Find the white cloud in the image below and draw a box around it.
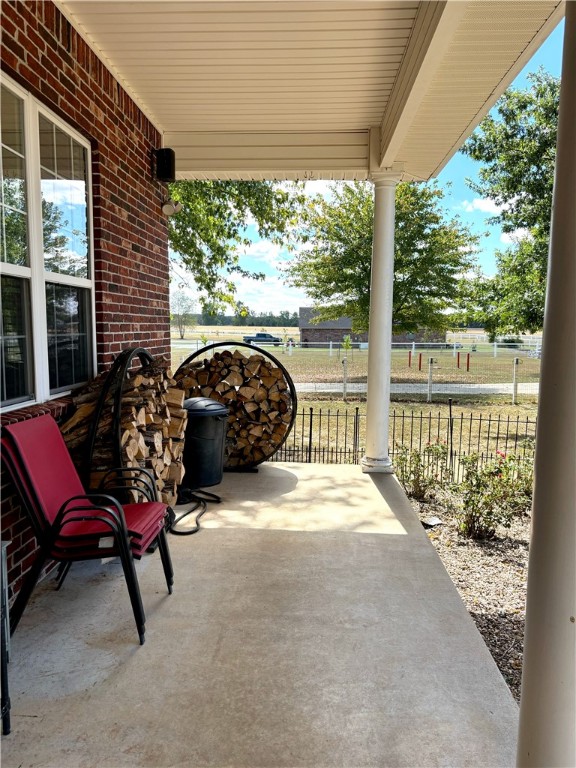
[500,228,531,244]
[303,180,339,198]
[241,239,285,270]
[276,179,341,199]
[169,252,309,314]
[231,272,309,314]
[461,198,502,214]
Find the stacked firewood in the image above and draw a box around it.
[174,348,294,468]
[60,358,187,506]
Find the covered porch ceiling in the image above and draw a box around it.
[55,0,564,182]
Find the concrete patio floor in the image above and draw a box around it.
[2,463,518,767]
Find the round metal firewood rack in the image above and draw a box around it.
[175,341,297,470]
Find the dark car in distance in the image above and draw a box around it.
[243,332,282,346]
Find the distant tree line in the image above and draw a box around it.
[193,310,299,327]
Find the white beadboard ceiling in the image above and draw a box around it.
[56,0,564,181]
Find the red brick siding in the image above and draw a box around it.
[299,329,445,345]
[1,1,172,604]
[300,328,369,345]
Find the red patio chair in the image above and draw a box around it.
[1,414,173,645]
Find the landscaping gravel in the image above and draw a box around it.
[416,503,530,702]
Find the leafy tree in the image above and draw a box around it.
[458,239,548,339]
[455,269,501,341]
[167,181,303,311]
[199,302,225,325]
[461,69,559,333]
[285,181,478,333]
[188,310,298,327]
[233,302,251,325]
[170,290,196,339]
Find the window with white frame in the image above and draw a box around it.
[1,77,94,408]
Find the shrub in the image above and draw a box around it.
[458,451,533,539]
[394,441,451,501]
[501,336,522,348]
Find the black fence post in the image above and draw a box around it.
[448,398,454,474]
[308,407,313,463]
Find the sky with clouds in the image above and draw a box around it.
[171,20,564,315]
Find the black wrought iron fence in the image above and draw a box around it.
[272,406,363,464]
[389,409,537,482]
[271,407,537,482]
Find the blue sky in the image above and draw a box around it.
[172,20,564,315]
[436,19,564,278]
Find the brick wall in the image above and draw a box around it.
[1,1,172,604]
[299,328,446,346]
[300,328,369,345]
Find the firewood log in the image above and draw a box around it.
[60,402,96,433]
[165,387,185,408]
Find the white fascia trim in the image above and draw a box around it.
[379,1,467,169]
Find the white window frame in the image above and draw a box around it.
[1,73,96,410]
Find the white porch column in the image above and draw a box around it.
[362,172,400,473]
[517,5,576,767]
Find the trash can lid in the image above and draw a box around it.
[183,397,229,417]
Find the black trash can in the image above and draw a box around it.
[181,397,228,490]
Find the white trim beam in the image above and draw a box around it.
[164,131,370,180]
[378,0,466,169]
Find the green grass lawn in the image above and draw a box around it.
[171,338,540,388]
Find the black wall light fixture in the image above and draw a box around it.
[152,147,176,182]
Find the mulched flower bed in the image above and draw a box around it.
[415,501,530,702]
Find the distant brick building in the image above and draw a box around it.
[298,308,368,346]
[298,308,445,346]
